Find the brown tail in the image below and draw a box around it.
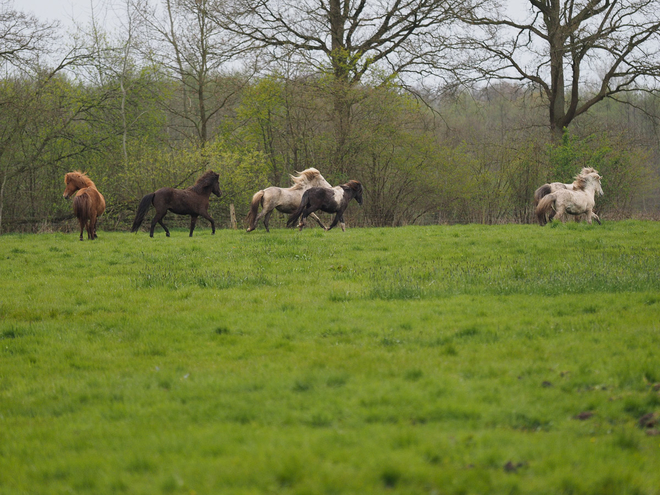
[245,190,264,231]
[535,194,555,226]
[533,184,552,206]
[73,192,95,238]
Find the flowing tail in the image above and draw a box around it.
[533,184,552,207]
[245,190,264,231]
[131,193,155,232]
[73,192,94,234]
[535,194,555,226]
[287,190,309,228]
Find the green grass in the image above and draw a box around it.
[1,221,660,494]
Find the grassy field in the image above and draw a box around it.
[1,220,660,494]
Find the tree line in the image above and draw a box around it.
[1,0,659,233]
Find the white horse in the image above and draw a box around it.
[246,168,333,232]
[536,171,603,226]
[534,167,599,223]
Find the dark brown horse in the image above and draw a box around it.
[287,180,363,232]
[131,170,221,237]
[63,171,106,241]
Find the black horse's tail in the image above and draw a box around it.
[287,190,309,228]
[131,193,155,232]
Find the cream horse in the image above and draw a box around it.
[534,167,600,223]
[536,171,603,226]
[246,168,333,232]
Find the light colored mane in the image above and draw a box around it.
[65,171,95,189]
[290,168,330,190]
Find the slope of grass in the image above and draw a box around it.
[1,221,659,494]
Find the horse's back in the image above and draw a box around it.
[154,187,208,215]
[76,187,105,215]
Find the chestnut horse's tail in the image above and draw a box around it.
[131,193,155,232]
[245,189,264,231]
[535,193,555,226]
[286,190,309,228]
[73,192,94,231]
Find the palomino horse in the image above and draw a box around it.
[246,168,333,232]
[131,170,221,237]
[534,167,599,223]
[63,171,106,241]
[536,171,603,226]
[287,180,363,232]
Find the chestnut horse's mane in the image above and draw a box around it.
[65,171,96,189]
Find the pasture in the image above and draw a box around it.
[1,221,660,494]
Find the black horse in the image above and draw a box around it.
[287,180,363,232]
[131,170,221,237]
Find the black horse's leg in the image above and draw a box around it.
[327,210,343,231]
[150,210,169,237]
[79,219,85,241]
[199,211,215,234]
[338,214,346,232]
[189,215,198,237]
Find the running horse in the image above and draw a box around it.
[287,180,363,232]
[535,171,603,226]
[131,170,221,237]
[63,171,106,241]
[246,168,334,232]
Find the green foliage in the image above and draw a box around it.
[2,222,660,494]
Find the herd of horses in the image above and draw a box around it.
[62,166,601,240]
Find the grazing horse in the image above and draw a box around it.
[131,170,221,237]
[63,171,106,241]
[536,171,603,226]
[287,180,363,232]
[246,168,333,232]
[534,167,599,223]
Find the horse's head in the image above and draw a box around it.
[593,173,604,196]
[63,172,88,199]
[345,180,363,205]
[212,174,221,197]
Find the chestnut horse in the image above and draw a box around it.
[131,170,221,237]
[287,180,363,232]
[63,171,106,241]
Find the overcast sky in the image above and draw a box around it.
[17,0,101,26]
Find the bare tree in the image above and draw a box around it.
[212,0,459,172]
[458,0,660,141]
[135,0,248,147]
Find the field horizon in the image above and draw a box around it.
[1,221,660,494]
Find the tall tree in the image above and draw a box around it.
[135,0,247,147]
[212,0,459,172]
[458,0,660,140]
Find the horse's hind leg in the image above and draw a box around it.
[263,210,273,233]
[88,213,97,240]
[150,210,169,237]
[189,215,198,237]
[78,218,85,241]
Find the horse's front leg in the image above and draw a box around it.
[327,211,343,231]
[298,210,310,231]
[309,212,328,230]
[189,215,198,236]
[199,211,216,234]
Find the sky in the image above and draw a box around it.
[17,0,101,26]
